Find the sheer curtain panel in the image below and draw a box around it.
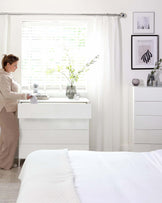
[87,16,122,151]
[0,15,9,61]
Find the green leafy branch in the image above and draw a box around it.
[46,55,99,86]
[151,58,162,75]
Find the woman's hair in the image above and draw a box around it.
[2,54,19,69]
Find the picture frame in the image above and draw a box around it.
[131,35,159,70]
[133,12,155,34]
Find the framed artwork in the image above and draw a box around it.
[133,12,155,34]
[131,35,159,70]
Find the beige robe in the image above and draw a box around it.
[0,108,19,169]
[0,68,27,169]
[0,68,26,112]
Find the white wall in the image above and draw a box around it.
[1,0,162,150]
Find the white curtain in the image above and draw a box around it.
[0,15,10,138]
[87,16,122,151]
[0,15,9,57]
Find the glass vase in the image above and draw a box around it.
[66,85,77,99]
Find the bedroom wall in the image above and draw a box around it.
[1,0,162,150]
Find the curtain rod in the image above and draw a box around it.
[0,12,126,18]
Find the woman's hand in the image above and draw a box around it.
[27,94,33,100]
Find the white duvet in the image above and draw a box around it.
[17,150,162,203]
[16,149,80,203]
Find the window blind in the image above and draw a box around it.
[21,20,91,91]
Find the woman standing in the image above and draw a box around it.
[0,54,31,169]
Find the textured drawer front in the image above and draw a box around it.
[19,129,89,144]
[134,87,162,101]
[19,144,89,158]
[135,116,162,129]
[135,102,162,115]
[19,119,89,130]
[134,130,162,144]
[18,103,91,119]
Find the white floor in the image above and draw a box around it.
[0,167,21,203]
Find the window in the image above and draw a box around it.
[21,19,94,93]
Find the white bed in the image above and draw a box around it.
[16,149,162,203]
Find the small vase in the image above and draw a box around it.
[156,68,162,86]
[66,85,76,99]
[147,73,155,86]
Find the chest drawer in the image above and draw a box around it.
[134,130,162,144]
[135,102,162,115]
[135,116,162,129]
[19,129,89,144]
[18,103,91,119]
[134,87,162,101]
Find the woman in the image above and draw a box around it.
[0,54,31,169]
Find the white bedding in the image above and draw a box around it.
[16,149,80,203]
[17,150,162,203]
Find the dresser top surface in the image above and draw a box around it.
[132,86,162,89]
[19,97,90,104]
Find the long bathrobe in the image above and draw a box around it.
[0,68,27,169]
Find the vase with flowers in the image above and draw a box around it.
[47,55,99,99]
[147,59,162,86]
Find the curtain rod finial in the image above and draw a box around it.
[120,13,126,18]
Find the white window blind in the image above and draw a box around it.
[21,20,92,91]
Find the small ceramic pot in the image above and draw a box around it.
[132,79,140,86]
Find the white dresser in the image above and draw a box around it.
[132,87,162,151]
[18,98,91,163]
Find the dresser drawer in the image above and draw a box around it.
[134,130,162,144]
[18,103,91,119]
[135,102,162,115]
[19,119,89,130]
[135,116,162,129]
[134,87,162,101]
[19,129,89,144]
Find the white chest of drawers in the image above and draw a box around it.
[18,98,91,162]
[132,87,162,151]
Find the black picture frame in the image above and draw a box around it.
[131,35,159,70]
